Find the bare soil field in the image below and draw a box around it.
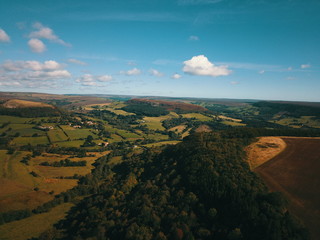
[255,137,320,240]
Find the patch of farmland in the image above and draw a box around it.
[0,123,45,137]
[168,125,187,133]
[255,137,320,240]
[47,128,68,142]
[141,132,169,141]
[54,140,84,148]
[245,137,286,169]
[182,128,192,138]
[181,113,213,121]
[105,108,135,116]
[143,140,181,147]
[0,203,73,240]
[271,116,320,128]
[142,114,177,130]
[60,125,98,140]
[0,151,52,211]
[0,115,32,124]
[108,134,123,143]
[220,120,246,126]
[11,136,49,146]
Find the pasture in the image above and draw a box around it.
[47,128,68,142]
[11,136,49,146]
[0,203,73,240]
[272,116,320,128]
[142,113,178,130]
[143,140,181,148]
[60,125,99,140]
[181,113,213,121]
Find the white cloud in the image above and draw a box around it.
[149,69,164,77]
[301,64,311,69]
[183,55,232,77]
[97,75,113,82]
[120,67,141,76]
[287,67,293,71]
[189,35,199,41]
[230,81,239,85]
[76,74,113,86]
[29,22,71,47]
[2,60,62,71]
[0,29,10,42]
[68,58,87,65]
[28,38,46,53]
[259,70,265,74]
[171,73,182,79]
[0,60,71,88]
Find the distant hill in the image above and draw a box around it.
[2,99,55,109]
[129,98,209,112]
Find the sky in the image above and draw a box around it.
[0,0,320,101]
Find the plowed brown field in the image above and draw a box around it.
[255,137,320,240]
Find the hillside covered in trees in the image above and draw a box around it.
[53,131,308,240]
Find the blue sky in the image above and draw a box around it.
[0,0,319,101]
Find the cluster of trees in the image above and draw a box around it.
[0,106,61,117]
[162,117,194,129]
[81,135,96,147]
[122,102,169,117]
[253,101,320,119]
[40,159,87,167]
[53,130,308,240]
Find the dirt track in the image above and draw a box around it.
[255,137,320,240]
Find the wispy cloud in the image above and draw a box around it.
[120,68,141,76]
[189,35,200,41]
[149,69,164,77]
[29,22,71,47]
[68,58,87,65]
[230,81,239,85]
[0,29,10,42]
[301,64,311,69]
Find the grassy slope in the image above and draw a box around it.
[0,203,73,240]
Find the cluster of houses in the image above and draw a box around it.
[69,121,96,129]
[36,125,54,130]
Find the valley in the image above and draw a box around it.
[0,92,319,239]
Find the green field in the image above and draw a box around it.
[105,108,135,116]
[271,116,320,128]
[181,113,214,121]
[0,203,73,240]
[11,136,49,146]
[0,116,32,124]
[142,114,177,130]
[0,150,52,212]
[0,150,99,213]
[60,125,99,140]
[143,140,181,147]
[47,128,68,142]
